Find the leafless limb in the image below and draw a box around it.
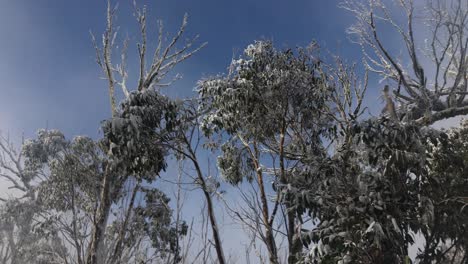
[91,0,206,113]
[341,0,468,125]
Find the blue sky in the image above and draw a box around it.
[0,0,367,138]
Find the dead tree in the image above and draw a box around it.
[341,0,468,125]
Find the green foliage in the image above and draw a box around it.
[298,117,468,263]
[198,41,331,186]
[100,89,177,181]
[0,88,187,263]
[217,141,255,185]
[198,41,330,140]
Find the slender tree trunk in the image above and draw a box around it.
[253,142,279,264]
[108,182,139,264]
[287,211,302,264]
[186,140,227,264]
[200,180,226,264]
[70,178,84,264]
[173,161,183,264]
[86,173,113,264]
[279,128,301,264]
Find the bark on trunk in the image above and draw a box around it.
[278,125,301,264]
[253,143,279,264]
[190,151,226,264]
[201,184,226,264]
[188,144,227,264]
[86,173,112,264]
[108,182,139,264]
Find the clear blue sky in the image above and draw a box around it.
[0,0,368,138]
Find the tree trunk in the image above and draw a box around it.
[278,124,301,264]
[287,210,302,264]
[253,143,279,264]
[184,134,227,264]
[86,173,112,264]
[202,184,226,264]
[108,182,139,264]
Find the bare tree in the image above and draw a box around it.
[0,134,33,198]
[341,0,468,125]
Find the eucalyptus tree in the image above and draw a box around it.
[302,116,468,263]
[0,94,187,264]
[293,62,429,263]
[198,41,333,264]
[292,58,468,264]
[0,0,204,263]
[421,120,468,263]
[301,0,468,262]
[293,53,467,263]
[20,125,186,264]
[303,119,431,263]
[85,0,204,262]
[92,1,227,262]
[0,132,70,264]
